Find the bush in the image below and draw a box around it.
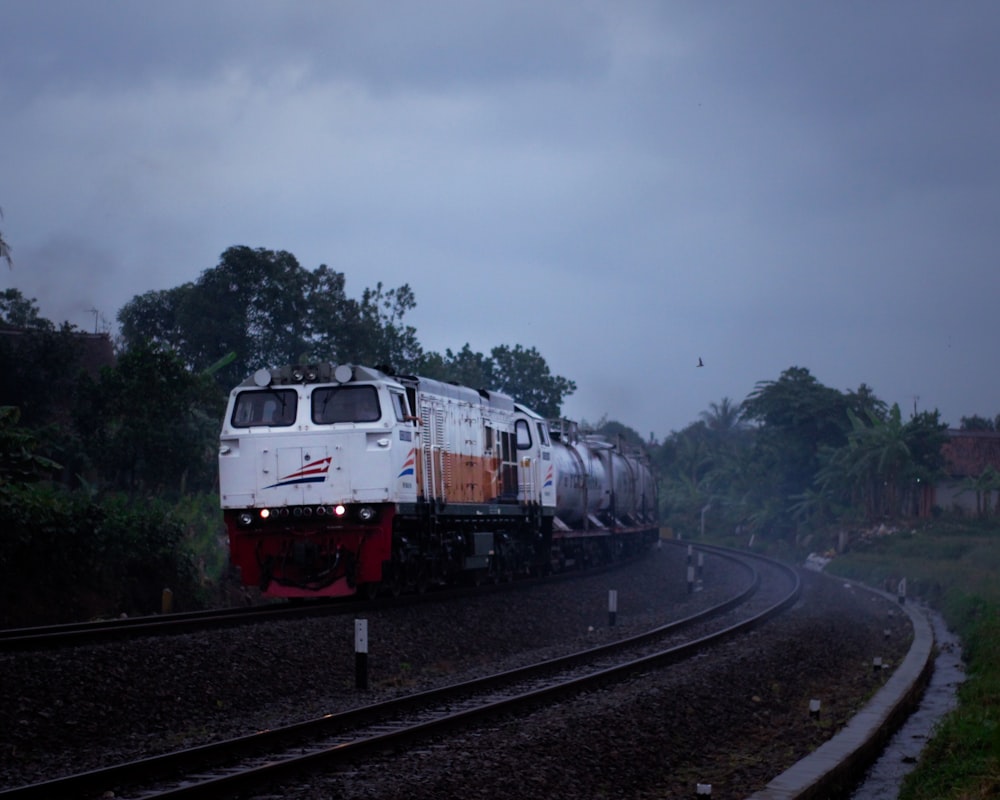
[0,483,203,625]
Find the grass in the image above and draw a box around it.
[824,517,1000,799]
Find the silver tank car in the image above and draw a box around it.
[549,421,656,531]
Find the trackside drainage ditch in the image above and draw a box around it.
[849,609,965,799]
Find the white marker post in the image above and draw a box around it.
[897,577,907,605]
[608,589,618,627]
[355,619,369,691]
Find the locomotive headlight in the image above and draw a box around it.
[237,512,253,526]
[358,505,376,522]
[259,508,271,520]
[334,504,347,517]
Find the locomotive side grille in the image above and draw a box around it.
[420,403,448,502]
[420,403,434,499]
[441,408,452,499]
[435,408,448,502]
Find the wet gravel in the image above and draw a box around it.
[0,546,912,799]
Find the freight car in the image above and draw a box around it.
[219,362,658,598]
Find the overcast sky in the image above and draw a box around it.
[3,2,999,439]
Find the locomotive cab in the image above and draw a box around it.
[219,364,419,597]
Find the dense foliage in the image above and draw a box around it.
[0,408,204,625]
[655,367,950,542]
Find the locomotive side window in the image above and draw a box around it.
[312,385,382,424]
[536,422,550,447]
[390,391,408,422]
[516,419,532,449]
[231,389,298,427]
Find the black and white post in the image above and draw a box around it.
[608,589,618,627]
[355,618,369,691]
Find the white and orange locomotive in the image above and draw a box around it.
[219,363,658,598]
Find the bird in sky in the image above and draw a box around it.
[697,357,704,367]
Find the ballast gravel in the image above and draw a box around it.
[0,545,912,799]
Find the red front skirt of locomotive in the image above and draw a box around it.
[225,504,394,598]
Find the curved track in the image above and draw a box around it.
[0,545,800,800]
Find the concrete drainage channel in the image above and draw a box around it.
[849,612,965,800]
[746,579,939,800]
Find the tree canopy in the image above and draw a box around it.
[117,245,576,418]
[658,368,951,540]
[1,288,51,329]
[118,246,423,389]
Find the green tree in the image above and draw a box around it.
[0,288,51,329]
[959,465,1000,518]
[418,343,496,388]
[902,409,948,515]
[0,406,61,484]
[592,418,648,450]
[118,246,423,385]
[0,320,88,427]
[960,414,995,432]
[306,264,354,362]
[700,397,745,432]
[740,367,853,529]
[74,344,223,494]
[119,246,315,385]
[490,344,576,418]
[844,382,888,422]
[848,404,913,519]
[340,281,422,371]
[116,287,184,350]
[654,421,716,534]
[816,405,946,521]
[417,342,574,419]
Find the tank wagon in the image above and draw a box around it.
[219,362,658,598]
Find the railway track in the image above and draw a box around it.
[0,600,367,651]
[0,545,800,800]
[0,554,648,652]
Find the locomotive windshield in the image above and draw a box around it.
[312,385,381,424]
[231,389,297,428]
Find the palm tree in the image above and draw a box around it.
[699,397,744,432]
[826,404,914,520]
